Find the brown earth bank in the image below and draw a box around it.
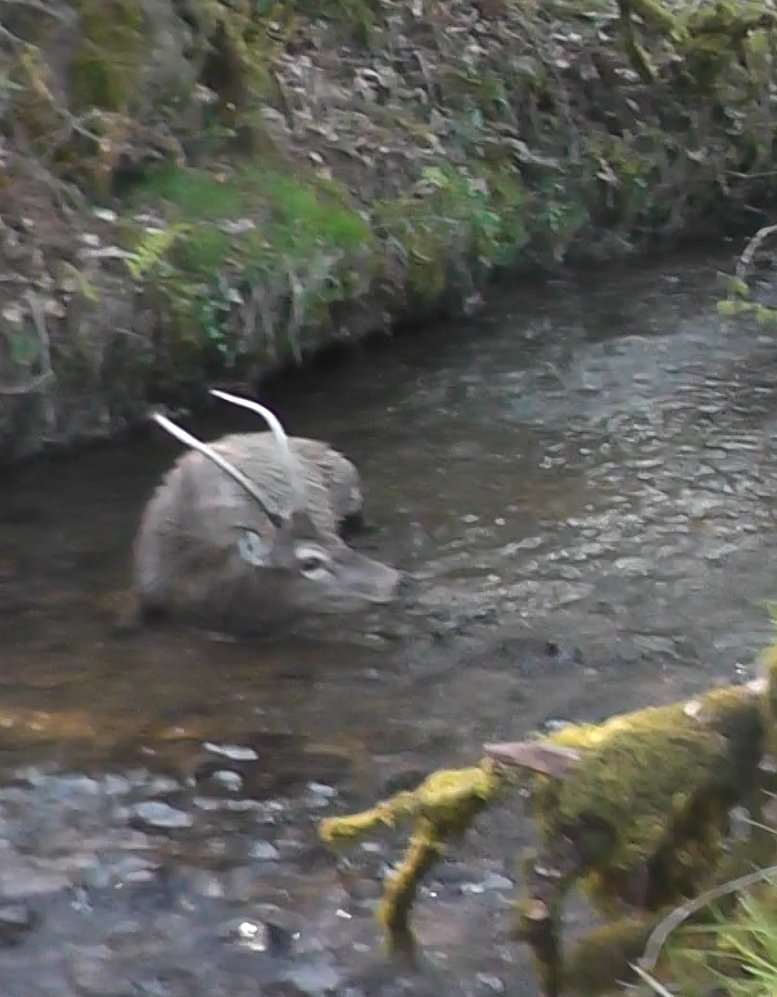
[1,0,776,461]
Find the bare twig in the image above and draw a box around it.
[630,965,675,997]
[23,290,57,431]
[0,371,52,395]
[286,263,304,364]
[0,293,57,401]
[735,223,777,284]
[24,291,53,375]
[0,0,73,22]
[639,864,777,972]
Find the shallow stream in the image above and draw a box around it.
[1,245,776,996]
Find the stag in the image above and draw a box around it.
[130,390,401,634]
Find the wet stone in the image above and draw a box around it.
[381,768,427,796]
[541,717,574,734]
[477,975,506,993]
[0,867,70,898]
[203,741,259,762]
[128,802,193,832]
[249,839,280,861]
[221,914,297,958]
[0,902,37,942]
[210,769,243,792]
[69,945,134,996]
[458,872,513,895]
[261,984,317,997]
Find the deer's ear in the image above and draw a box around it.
[236,527,274,566]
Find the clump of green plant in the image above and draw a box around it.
[654,876,777,997]
[374,164,529,303]
[267,0,385,44]
[121,161,374,370]
[69,0,145,111]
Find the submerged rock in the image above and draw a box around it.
[0,903,37,943]
[128,802,193,832]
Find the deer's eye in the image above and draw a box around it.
[237,528,267,566]
[296,546,331,579]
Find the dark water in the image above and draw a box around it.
[1,246,777,996]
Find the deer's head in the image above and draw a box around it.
[151,391,401,622]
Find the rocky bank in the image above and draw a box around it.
[1,0,776,460]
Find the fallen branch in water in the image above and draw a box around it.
[735,223,777,285]
[319,651,777,996]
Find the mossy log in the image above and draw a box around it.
[320,650,777,996]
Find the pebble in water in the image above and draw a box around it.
[0,903,37,942]
[69,945,133,997]
[128,802,193,832]
[250,840,280,861]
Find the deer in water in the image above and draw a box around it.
[129,389,401,634]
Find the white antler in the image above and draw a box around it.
[151,412,284,526]
[209,389,306,511]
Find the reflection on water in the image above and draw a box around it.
[2,246,777,995]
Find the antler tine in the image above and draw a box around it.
[151,412,284,528]
[209,389,305,510]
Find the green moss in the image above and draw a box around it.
[583,134,655,227]
[121,160,375,373]
[124,162,371,273]
[528,177,590,255]
[321,763,505,953]
[374,163,529,303]
[69,0,144,111]
[535,687,766,910]
[275,0,384,45]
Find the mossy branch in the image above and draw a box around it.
[320,763,507,950]
[320,659,777,994]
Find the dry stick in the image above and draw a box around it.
[735,223,777,284]
[0,293,56,398]
[286,264,304,365]
[0,372,52,396]
[637,863,777,973]
[25,291,57,432]
[630,964,675,997]
[1,0,72,19]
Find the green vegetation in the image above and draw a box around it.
[4,0,777,452]
[120,161,374,369]
[655,882,777,997]
[69,0,145,111]
[372,164,531,303]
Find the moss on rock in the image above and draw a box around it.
[69,0,145,112]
